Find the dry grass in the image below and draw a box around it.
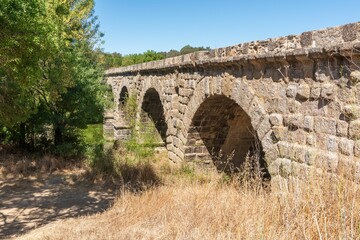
[17,153,360,240]
[0,147,80,179]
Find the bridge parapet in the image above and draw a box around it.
[106,22,360,76]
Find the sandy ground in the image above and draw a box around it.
[0,171,117,239]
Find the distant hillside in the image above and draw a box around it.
[99,45,210,69]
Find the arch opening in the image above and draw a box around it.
[141,88,167,144]
[119,86,129,109]
[185,95,269,178]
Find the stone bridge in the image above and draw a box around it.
[104,22,360,179]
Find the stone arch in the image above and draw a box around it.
[138,78,167,116]
[182,77,272,175]
[140,88,168,144]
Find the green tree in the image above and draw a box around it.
[0,0,106,151]
[122,50,165,66]
[0,0,50,126]
[180,45,210,55]
[98,52,123,69]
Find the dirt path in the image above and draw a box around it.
[0,171,117,239]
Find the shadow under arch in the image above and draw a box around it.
[119,86,129,108]
[141,88,168,144]
[185,94,270,178]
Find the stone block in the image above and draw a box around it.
[338,138,354,156]
[350,70,360,84]
[248,99,267,127]
[286,84,297,98]
[337,120,349,137]
[321,83,335,99]
[277,141,290,158]
[174,147,184,159]
[316,152,338,172]
[315,72,329,82]
[233,79,254,110]
[171,101,180,109]
[310,84,321,99]
[268,158,292,177]
[264,144,279,165]
[303,116,314,132]
[179,88,193,97]
[287,129,307,144]
[300,31,312,47]
[291,144,307,163]
[296,83,310,100]
[314,117,337,135]
[257,116,272,140]
[343,104,360,120]
[284,114,304,129]
[265,98,287,114]
[304,148,318,166]
[327,135,338,152]
[306,134,316,146]
[169,151,178,162]
[179,96,190,105]
[269,113,283,126]
[349,120,360,140]
[179,104,186,114]
[272,127,288,141]
[287,98,301,113]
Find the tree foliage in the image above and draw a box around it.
[0,0,106,152]
[100,45,210,69]
[0,0,49,125]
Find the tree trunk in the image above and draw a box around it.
[54,125,63,146]
[19,123,26,147]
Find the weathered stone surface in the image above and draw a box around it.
[306,134,316,146]
[284,114,304,129]
[105,22,360,179]
[314,117,337,135]
[272,126,288,141]
[321,84,335,99]
[296,84,310,100]
[342,23,357,42]
[338,138,354,156]
[287,99,301,113]
[315,72,329,82]
[349,120,360,140]
[269,158,292,177]
[303,116,314,132]
[304,148,318,166]
[286,84,297,98]
[316,152,338,172]
[327,135,338,152]
[269,113,283,126]
[310,84,321,99]
[343,104,360,120]
[337,120,349,137]
[354,140,360,157]
[300,31,312,47]
[350,70,360,84]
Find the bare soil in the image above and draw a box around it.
[0,170,117,239]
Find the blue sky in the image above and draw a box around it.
[94,0,360,55]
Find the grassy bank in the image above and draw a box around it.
[18,152,360,240]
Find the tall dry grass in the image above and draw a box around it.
[18,154,360,240]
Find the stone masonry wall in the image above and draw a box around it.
[105,22,360,179]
